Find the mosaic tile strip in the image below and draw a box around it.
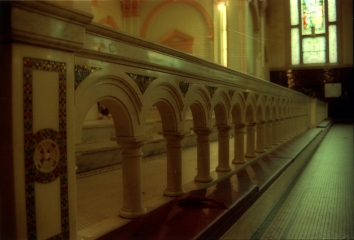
[23,57,69,239]
[126,72,157,94]
[229,90,235,99]
[205,85,218,98]
[176,81,193,96]
[75,65,101,89]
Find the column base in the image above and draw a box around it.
[164,189,185,197]
[245,154,257,158]
[272,143,279,146]
[255,149,266,153]
[216,166,231,172]
[264,146,273,149]
[232,158,246,164]
[119,207,146,219]
[194,176,213,182]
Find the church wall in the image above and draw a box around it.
[341,0,353,65]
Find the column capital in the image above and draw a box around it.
[111,135,152,144]
[246,122,257,127]
[234,122,246,128]
[214,124,232,131]
[191,127,213,135]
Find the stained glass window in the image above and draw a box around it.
[290,0,299,25]
[291,28,300,64]
[329,25,337,63]
[328,0,337,22]
[290,0,337,64]
[302,37,326,63]
[301,0,325,35]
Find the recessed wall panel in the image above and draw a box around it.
[32,70,59,133]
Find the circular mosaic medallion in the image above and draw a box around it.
[34,139,60,173]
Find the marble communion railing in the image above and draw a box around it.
[1,2,328,239]
[74,21,328,220]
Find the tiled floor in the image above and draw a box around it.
[251,124,354,240]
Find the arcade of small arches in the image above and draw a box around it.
[75,70,311,219]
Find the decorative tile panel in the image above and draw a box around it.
[205,85,218,98]
[176,81,193,96]
[126,73,157,94]
[23,58,69,239]
[74,65,101,89]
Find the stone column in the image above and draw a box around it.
[215,124,232,172]
[115,136,148,219]
[272,120,278,146]
[245,122,257,158]
[162,131,187,197]
[232,123,246,164]
[264,120,273,149]
[256,121,266,153]
[193,128,213,182]
[278,119,284,143]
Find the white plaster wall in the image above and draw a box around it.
[265,0,287,69]
[144,2,212,61]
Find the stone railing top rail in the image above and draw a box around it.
[82,22,308,99]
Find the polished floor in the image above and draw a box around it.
[76,124,353,239]
[251,123,354,240]
[76,136,236,233]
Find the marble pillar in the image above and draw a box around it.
[193,128,213,182]
[232,123,246,164]
[256,121,266,153]
[278,120,284,143]
[163,131,187,197]
[272,120,278,146]
[264,120,273,149]
[245,122,257,158]
[116,137,147,219]
[215,124,232,172]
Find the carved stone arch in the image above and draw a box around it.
[264,95,272,120]
[245,92,257,122]
[231,92,246,123]
[272,98,280,120]
[75,72,143,144]
[142,78,184,132]
[183,84,212,128]
[212,89,231,125]
[255,93,266,121]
